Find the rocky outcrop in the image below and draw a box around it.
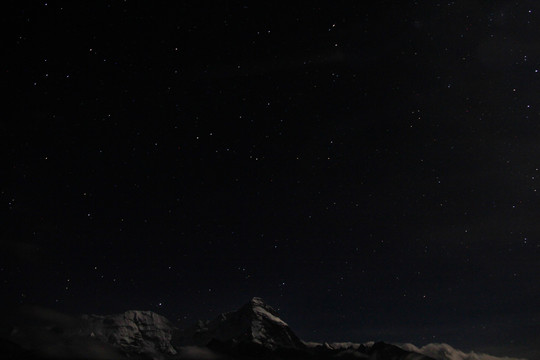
[83,310,177,357]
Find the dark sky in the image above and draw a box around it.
[3,1,540,359]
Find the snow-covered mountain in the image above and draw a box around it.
[304,340,433,360]
[174,297,305,351]
[83,310,177,357]
[397,343,527,360]
[0,299,528,360]
[303,341,527,360]
[303,340,374,350]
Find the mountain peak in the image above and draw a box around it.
[176,297,304,351]
[245,296,271,310]
[250,296,264,304]
[244,296,267,311]
[238,297,289,327]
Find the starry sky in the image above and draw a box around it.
[3,1,540,359]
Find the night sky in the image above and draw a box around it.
[4,1,540,359]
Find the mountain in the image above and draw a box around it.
[174,297,305,351]
[174,297,434,359]
[3,306,174,360]
[397,343,528,360]
[369,341,433,360]
[0,299,525,360]
[83,310,177,357]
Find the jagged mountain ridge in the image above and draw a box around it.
[174,297,305,351]
[1,298,524,360]
[4,307,176,359]
[398,343,529,360]
[83,310,177,356]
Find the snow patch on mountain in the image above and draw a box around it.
[303,341,374,350]
[251,300,288,327]
[398,343,527,360]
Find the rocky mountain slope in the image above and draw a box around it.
[83,310,177,357]
[0,298,525,360]
[174,297,305,351]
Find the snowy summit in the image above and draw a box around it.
[175,297,305,350]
